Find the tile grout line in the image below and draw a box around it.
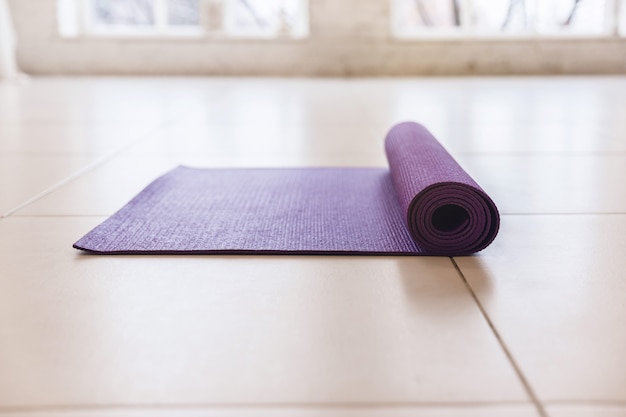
[453,150,626,156]
[0,401,536,413]
[545,400,626,406]
[1,154,113,218]
[9,214,109,218]
[450,258,549,417]
[500,212,626,216]
[1,82,234,218]
[1,115,183,218]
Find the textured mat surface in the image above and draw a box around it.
[74,122,499,256]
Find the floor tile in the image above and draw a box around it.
[0,77,201,124]
[353,77,626,129]
[455,154,626,214]
[455,215,626,402]
[0,217,527,406]
[431,122,623,154]
[5,75,626,409]
[0,405,541,417]
[13,156,181,217]
[14,151,388,216]
[126,122,383,156]
[181,78,367,126]
[0,154,101,216]
[0,124,154,154]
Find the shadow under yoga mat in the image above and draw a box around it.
[74,122,500,256]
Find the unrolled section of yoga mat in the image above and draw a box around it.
[74,122,499,256]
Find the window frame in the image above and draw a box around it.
[58,0,309,40]
[82,0,203,37]
[390,0,625,40]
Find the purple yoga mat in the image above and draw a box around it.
[74,122,499,256]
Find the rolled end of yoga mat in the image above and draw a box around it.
[385,122,500,256]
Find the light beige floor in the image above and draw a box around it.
[0,77,625,417]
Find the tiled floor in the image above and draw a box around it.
[1,77,625,417]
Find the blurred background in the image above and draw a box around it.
[2,0,626,78]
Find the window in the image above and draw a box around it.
[88,0,201,34]
[224,0,308,38]
[392,0,625,38]
[58,0,309,38]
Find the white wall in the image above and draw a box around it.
[9,0,626,76]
